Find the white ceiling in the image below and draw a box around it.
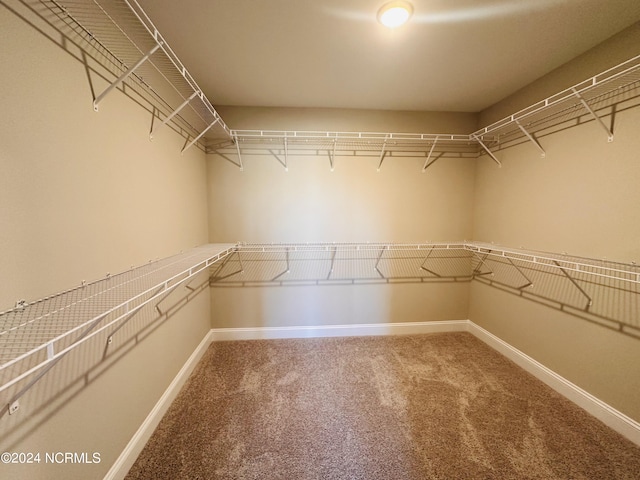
[137,0,640,113]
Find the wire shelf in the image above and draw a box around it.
[466,243,640,285]
[32,1,640,161]
[44,0,231,150]
[0,244,235,400]
[467,243,640,333]
[211,243,472,286]
[473,54,640,153]
[2,240,638,410]
[209,55,640,166]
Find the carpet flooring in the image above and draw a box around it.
[126,333,640,479]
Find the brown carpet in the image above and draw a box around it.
[126,333,640,479]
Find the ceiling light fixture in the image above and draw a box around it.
[377,1,413,28]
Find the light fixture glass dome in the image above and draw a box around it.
[377,1,413,28]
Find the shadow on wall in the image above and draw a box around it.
[471,253,640,340]
[0,278,208,452]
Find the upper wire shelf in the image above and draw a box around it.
[37,1,640,161]
[209,54,640,170]
[44,0,231,152]
[0,243,235,410]
[473,53,640,156]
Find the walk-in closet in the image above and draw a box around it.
[1,1,640,478]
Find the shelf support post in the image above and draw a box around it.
[93,42,163,111]
[506,257,533,289]
[515,120,546,157]
[150,90,199,139]
[553,260,593,310]
[284,137,289,172]
[422,137,439,172]
[471,252,494,278]
[571,88,613,142]
[233,135,244,171]
[377,136,388,172]
[472,134,502,167]
[236,250,244,274]
[182,118,220,154]
[375,246,387,278]
[327,246,337,280]
[270,248,290,281]
[419,246,442,277]
[329,138,337,171]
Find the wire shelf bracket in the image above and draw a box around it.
[284,137,289,172]
[422,137,440,172]
[93,41,163,112]
[553,260,593,310]
[472,134,502,167]
[419,246,442,277]
[150,90,200,140]
[182,118,220,154]
[515,120,546,158]
[233,136,245,171]
[571,88,614,142]
[329,138,337,171]
[377,136,389,172]
[506,257,534,289]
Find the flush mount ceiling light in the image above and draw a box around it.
[377,1,413,28]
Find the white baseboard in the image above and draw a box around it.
[210,320,469,341]
[466,321,640,447]
[104,330,214,480]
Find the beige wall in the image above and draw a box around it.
[0,4,210,479]
[207,108,477,328]
[470,32,640,421]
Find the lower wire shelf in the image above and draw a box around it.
[2,241,638,414]
[0,243,236,410]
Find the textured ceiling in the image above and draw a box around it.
[137,0,640,113]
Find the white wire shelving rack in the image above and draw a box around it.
[210,242,640,335]
[209,131,479,172]
[31,1,640,165]
[209,54,640,170]
[213,242,473,284]
[466,242,640,287]
[1,241,638,414]
[466,243,640,336]
[213,242,640,287]
[42,0,231,152]
[472,54,640,160]
[0,243,235,415]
